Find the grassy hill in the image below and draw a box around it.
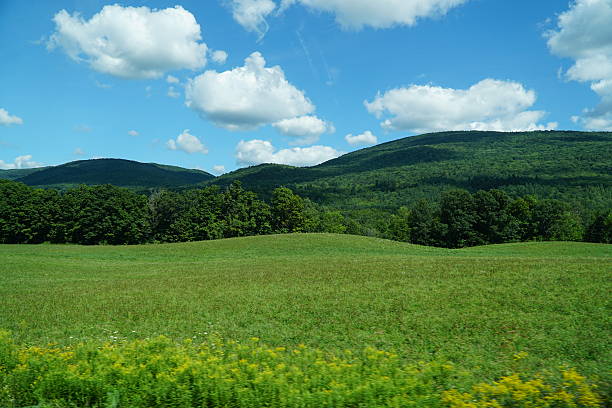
[1,234,609,385]
[8,158,214,189]
[211,130,612,214]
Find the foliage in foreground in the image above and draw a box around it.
[0,332,604,408]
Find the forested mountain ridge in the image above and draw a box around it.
[0,158,214,189]
[1,131,611,245]
[1,131,610,216]
[211,130,612,215]
[0,167,49,180]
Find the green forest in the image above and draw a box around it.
[1,130,610,247]
[1,179,609,246]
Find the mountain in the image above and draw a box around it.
[8,158,214,189]
[3,131,610,216]
[211,130,612,214]
[0,167,49,181]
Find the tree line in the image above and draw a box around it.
[386,189,610,247]
[0,179,609,247]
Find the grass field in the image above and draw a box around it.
[1,234,610,386]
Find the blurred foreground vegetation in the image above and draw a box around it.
[0,333,605,407]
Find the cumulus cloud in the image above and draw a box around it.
[185,52,314,130]
[0,155,42,170]
[547,0,612,130]
[365,79,557,134]
[236,139,341,167]
[272,115,333,145]
[166,129,208,154]
[73,147,85,156]
[212,50,228,64]
[345,130,377,146]
[166,75,180,84]
[128,130,139,136]
[280,0,470,29]
[0,108,23,126]
[48,5,208,79]
[212,165,226,175]
[231,0,276,40]
[230,0,468,36]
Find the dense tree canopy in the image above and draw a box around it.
[0,180,609,247]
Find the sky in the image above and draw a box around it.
[1,0,611,174]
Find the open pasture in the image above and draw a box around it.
[1,234,610,383]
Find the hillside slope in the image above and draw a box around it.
[0,167,48,181]
[12,158,214,189]
[211,130,612,212]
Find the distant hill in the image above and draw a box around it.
[211,130,612,214]
[9,158,214,189]
[0,167,49,180]
[3,131,610,216]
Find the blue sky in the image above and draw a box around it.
[1,0,611,174]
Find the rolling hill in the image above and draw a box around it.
[2,158,214,189]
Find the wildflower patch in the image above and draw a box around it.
[0,332,604,407]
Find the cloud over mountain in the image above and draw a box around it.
[365,79,557,133]
[167,130,208,154]
[0,155,41,170]
[345,130,377,147]
[236,139,341,167]
[185,52,315,130]
[273,115,333,145]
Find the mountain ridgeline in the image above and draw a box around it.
[213,130,612,213]
[1,131,611,216]
[0,158,214,189]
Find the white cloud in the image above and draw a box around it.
[73,147,85,156]
[212,165,226,174]
[230,0,276,40]
[167,86,180,98]
[0,108,23,126]
[212,50,228,64]
[185,52,315,130]
[231,0,469,36]
[0,155,42,170]
[166,75,180,84]
[345,130,377,146]
[365,79,557,133]
[236,139,341,167]
[547,0,612,130]
[272,115,333,145]
[128,130,139,136]
[166,129,208,154]
[287,0,469,29]
[48,5,208,79]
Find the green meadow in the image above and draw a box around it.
[1,234,610,383]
